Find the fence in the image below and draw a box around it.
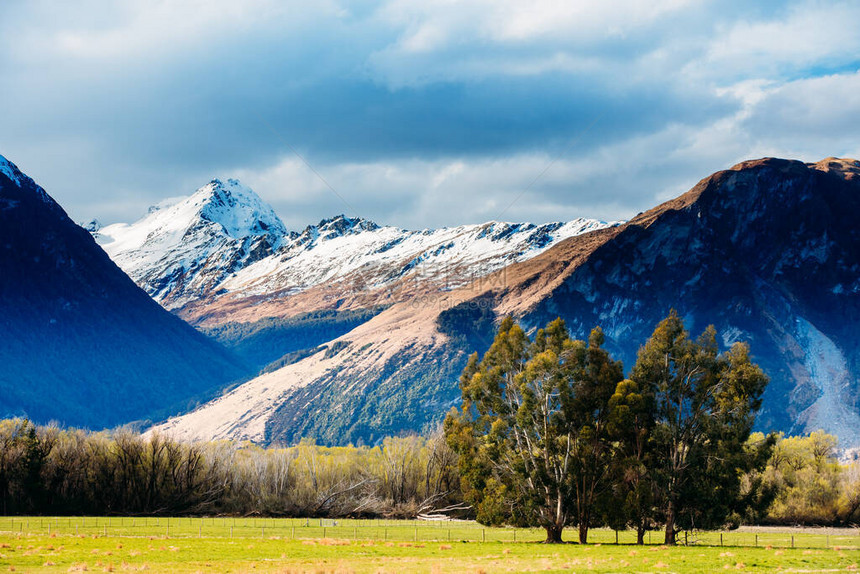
[1,517,858,549]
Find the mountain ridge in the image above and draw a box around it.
[92,182,616,330]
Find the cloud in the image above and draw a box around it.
[0,0,857,229]
[698,1,860,80]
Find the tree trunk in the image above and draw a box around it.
[578,521,589,544]
[543,523,564,543]
[664,501,677,545]
[637,525,646,545]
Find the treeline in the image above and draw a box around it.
[0,419,857,531]
[444,313,860,544]
[0,419,460,518]
[744,431,860,526]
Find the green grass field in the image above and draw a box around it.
[1,517,858,573]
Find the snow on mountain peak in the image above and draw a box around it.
[314,214,380,237]
[95,178,289,307]
[81,218,102,232]
[190,178,288,240]
[0,154,23,187]
[0,153,62,209]
[90,173,616,314]
[102,179,286,251]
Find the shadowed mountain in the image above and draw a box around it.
[0,154,251,428]
[512,157,860,445]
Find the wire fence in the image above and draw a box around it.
[1,517,858,549]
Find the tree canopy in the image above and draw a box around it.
[446,311,774,544]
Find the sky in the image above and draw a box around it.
[1,0,859,230]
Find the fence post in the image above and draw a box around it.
[482,529,486,543]
[720,533,723,546]
[755,534,757,547]
[415,527,418,542]
[791,535,794,548]
[615,530,618,545]
[513,529,516,543]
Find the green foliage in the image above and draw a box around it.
[745,431,860,525]
[604,378,656,542]
[435,298,497,355]
[446,317,624,543]
[0,419,49,514]
[631,311,772,543]
[447,311,781,545]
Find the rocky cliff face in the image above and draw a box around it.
[519,157,860,444]
[0,155,250,429]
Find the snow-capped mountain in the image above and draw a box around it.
[93,181,614,325]
[97,178,288,310]
[152,157,860,449]
[209,215,610,315]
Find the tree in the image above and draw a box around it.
[565,327,624,543]
[605,378,656,544]
[631,311,770,544]
[445,317,623,543]
[0,419,50,514]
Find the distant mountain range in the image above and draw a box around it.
[93,179,612,327]
[3,152,858,449]
[0,155,250,428]
[92,179,612,369]
[148,158,860,448]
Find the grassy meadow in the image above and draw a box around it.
[1,518,858,573]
